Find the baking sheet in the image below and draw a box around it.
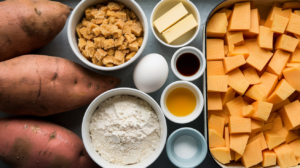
[0,0,223,167]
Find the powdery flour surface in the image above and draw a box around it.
[90,95,161,165]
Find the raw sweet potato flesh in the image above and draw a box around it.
[207,2,300,168]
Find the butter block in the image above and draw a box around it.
[153,2,188,33]
[162,14,198,44]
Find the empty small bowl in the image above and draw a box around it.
[166,127,208,168]
[171,46,206,81]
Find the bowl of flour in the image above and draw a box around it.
[82,88,167,168]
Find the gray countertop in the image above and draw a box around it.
[0,0,223,167]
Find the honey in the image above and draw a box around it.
[166,87,196,117]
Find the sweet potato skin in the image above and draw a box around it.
[0,0,71,61]
[0,117,98,168]
[0,55,121,116]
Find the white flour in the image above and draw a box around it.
[90,95,161,165]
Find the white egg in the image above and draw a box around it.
[133,53,169,93]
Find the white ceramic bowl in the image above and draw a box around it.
[82,88,167,168]
[150,0,200,48]
[171,46,206,81]
[68,0,149,71]
[160,81,204,124]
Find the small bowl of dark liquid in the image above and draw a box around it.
[171,46,206,81]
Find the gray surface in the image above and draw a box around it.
[0,0,223,167]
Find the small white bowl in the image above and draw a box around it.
[171,46,206,81]
[150,0,200,48]
[160,81,204,124]
[68,0,149,71]
[82,88,167,168]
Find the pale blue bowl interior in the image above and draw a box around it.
[166,128,208,168]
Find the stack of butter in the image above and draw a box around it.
[153,2,198,44]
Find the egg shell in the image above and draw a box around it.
[133,53,169,93]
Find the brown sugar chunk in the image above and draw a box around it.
[78,38,87,51]
[85,41,96,57]
[107,49,115,56]
[125,52,136,61]
[76,23,83,38]
[115,36,125,47]
[92,26,101,36]
[81,18,90,27]
[108,16,117,24]
[137,37,143,47]
[125,34,137,43]
[118,40,129,50]
[114,50,125,61]
[94,49,107,64]
[79,27,94,40]
[108,2,121,11]
[85,7,94,19]
[94,36,105,48]
[102,55,114,65]
[131,21,143,36]
[129,41,139,52]
[113,29,123,39]
[107,10,116,17]
[91,18,103,25]
[116,11,127,22]
[103,39,115,50]
[115,19,125,29]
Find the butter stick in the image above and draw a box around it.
[162,14,198,44]
[153,2,188,33]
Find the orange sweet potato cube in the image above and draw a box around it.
[264,5,282,28]
[262,150,277,167]
[267,50,290,76]
[226,96,245,117]
[207,76,228,92]
[223,55,246,73]
[216,8,232,19]
[256,72,279,98]
[207,39,225,61]
[230,134,249,155]
[272,99,291,112]
[207,61,225,76]
[208,92,223,111]
[244,39,273,71]
[207,13,228,38]
[227,68,250,95]
[243,9,260,38]
[251,101,273,122]
[209,114,225,137]
[257,26,273,50]
[286,13,300,35]
[290,48,300,63]
[271,14,289,34]
[241,138,262,168]
[275,34,299,53]
[228,45,249,59]
[273,143,298,168]
[221,87,236,106]
[228,2,251,31]
[226,32,244,46]
[229,117,251,134]
[279,100,300,130]
[243,67,261,84]
[267,79,295,104]
[245,85,266,101]
[288,139,300,158]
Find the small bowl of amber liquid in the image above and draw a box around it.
[171,46,206,81]
[160,81,204,124]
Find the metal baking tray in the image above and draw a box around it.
[203,0,300,168]
[0,0,224,167]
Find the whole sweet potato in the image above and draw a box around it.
[0,117,98,168]
[0,55,121,116]
[0,0,71,61]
